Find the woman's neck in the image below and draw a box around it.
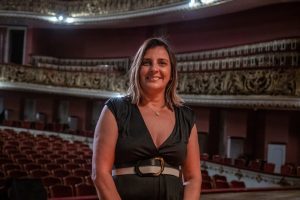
[140,94,165,108]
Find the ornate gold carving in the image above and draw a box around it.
[201,161,208,170]
[296,70,300,96]
[219,166,224,173]
[235,170,243,180]
[0,63,298,97]
[278,177,291,186]
[256,174,262,183]
[0,0,184,16]
[178,69,296,96]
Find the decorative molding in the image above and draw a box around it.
[0,0,188,17]
[1,81,300,110]
[1,0,297,28]
[1,37,300,109]
[177,38,300,61]
[0,81,123,99]
[182,94,300,110]
[177,38,300,72]
[178,68,297,96]
[31,55,130,70]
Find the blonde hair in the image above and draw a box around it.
[127,37,183,109]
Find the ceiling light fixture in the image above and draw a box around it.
[189,0,200,7]
[57,15,64,21]
[201,0,217,5]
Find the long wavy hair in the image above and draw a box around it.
[127,37,183,109]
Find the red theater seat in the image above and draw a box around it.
[21,121,32,129]
[248,160,261,171]
[15,158,33,165]
[212,155,223,163]
[201,170,208,176]
[73,158,87,164]
[281,164,294,176]
[11,154,27,161]
[72,169,90,177]
[42,176,62,188]
[263,162,275,173]
[214,180,230,189]
[49,184,73,197]
[23,163,42,172]
[230,180,246,188]
[36,158,52,165]
[85,176,93,185]
[201,181,213,189]
[2,163,22,173]
[64,163,81,171]
[7,169,28,178]
[47,154,63,160]
[63,175,84,193]
[55,158,70,165]
[34,122,45,130]
[234,158,246,168]
[30,169,50,178]
[81,163,92,172]
[75,183,97,196]
[223,157,232,165]
[52,169,70,179]
[212,174,227,182]
[44,163,62,171]
[202,174,212,182]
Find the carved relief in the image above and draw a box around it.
[178,69,296,96]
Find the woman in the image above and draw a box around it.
[92,38,201,200]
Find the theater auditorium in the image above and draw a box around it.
[0,0,300,199]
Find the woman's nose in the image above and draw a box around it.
[149,63,159,72]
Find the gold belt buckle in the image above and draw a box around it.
[135,157,165,177]
[152,157,165,176]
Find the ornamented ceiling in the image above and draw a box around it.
[0,0,298,28]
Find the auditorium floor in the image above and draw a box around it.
[201,190,300,200]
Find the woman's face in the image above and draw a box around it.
[139,46,171,95]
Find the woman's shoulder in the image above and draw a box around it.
[176,104,194,115]
[105,96,132,112]
[176,104,196,123]
[106,96,130,105]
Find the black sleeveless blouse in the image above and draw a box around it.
[106,97,196,200]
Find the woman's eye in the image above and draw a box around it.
[159,61,167,66]
[142,61,151,66]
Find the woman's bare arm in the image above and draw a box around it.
[92,105,121,200]
[182,125,202,200]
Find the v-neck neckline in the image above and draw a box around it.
[135,104,177,150]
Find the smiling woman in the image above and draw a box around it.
[139,46,171,97]
[92,37,202,200]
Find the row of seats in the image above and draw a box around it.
[0,176,96,198]
[201,153,300,176]
[201,170,246,190]
[2,120,94,137]
[0,128,96,198]
[31,55,129,70]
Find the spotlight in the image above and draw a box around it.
[65,17,74,23]
[189,0,200,7]
[201,0,216,4]
[57,15,64,21]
